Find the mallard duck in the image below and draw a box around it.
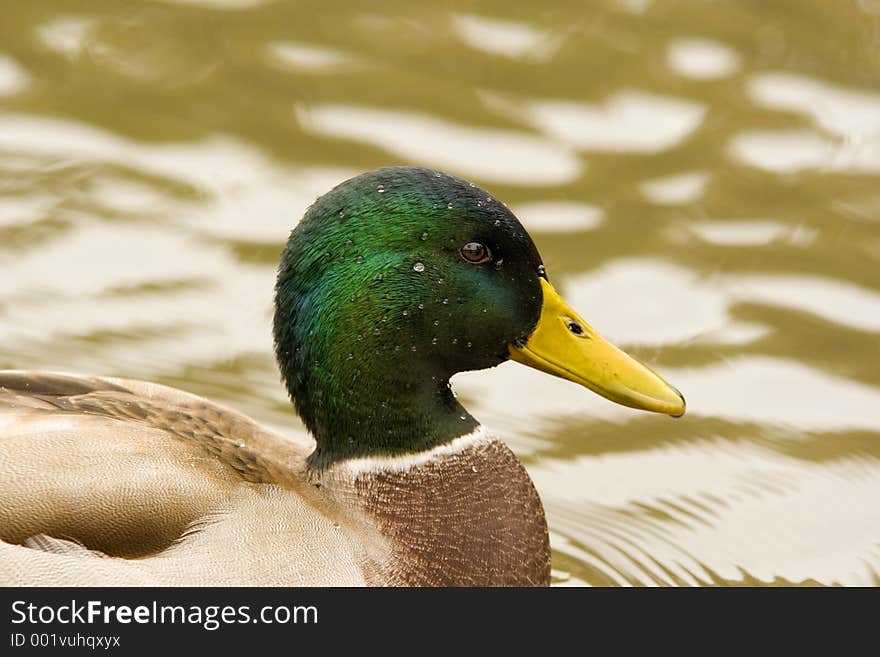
[0,167,684,586]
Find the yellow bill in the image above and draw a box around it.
[510,278,685,417]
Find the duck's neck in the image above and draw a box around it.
[307,372,479,469]
[274,311,479,467]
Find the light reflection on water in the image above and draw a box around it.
[524,91,706,154]
[452,13,558,61]
[297,104,583,185]
[666,38,741,80]
[0,56,28,96]
[1,0,879,586]
[731,73,880,174]
[687,220,815,247]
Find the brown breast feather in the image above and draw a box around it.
[321,436,551,587]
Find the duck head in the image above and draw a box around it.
[274,167,684,467]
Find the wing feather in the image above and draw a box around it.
[0,371,312,559]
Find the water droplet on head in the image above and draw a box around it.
[434,172,442,178]
[416,303,424,310]
[466,341,472,348]
[402,310,409,317]
[447,202,454,210]
[347,353,354,360]
[355,255,364,263]
[494,219,501,227]
[494,258,504,269]
[413,262,425,272]
[433,320,439,326]
[324,252,331,259]
[236,440,245,448]
[460,415,467,420]
[420,231,428,241]
[442,298,449,304]
[356,334,364,341]
[373,328,381,335]
[437,278,444,285]
[411,345,417,351]
[431,337,438,344]
[452,338,458,344]
[537,264,546,276]
[377,185,385,194]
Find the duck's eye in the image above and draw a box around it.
[460,242,491,264]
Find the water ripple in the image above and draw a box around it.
[296,104,583,186]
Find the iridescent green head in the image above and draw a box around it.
[274,166,685,467]
[273,167,544,466]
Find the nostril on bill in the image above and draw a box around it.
[567,320,584,335]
